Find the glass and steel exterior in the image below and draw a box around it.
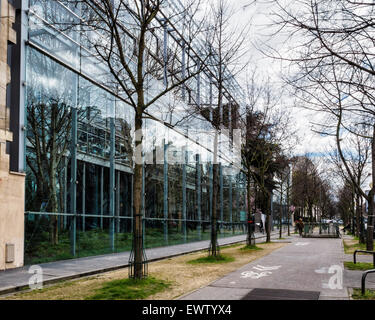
[14,0,248,265]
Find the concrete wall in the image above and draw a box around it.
[0,0,25,271]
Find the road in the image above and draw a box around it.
[181,235,349,300]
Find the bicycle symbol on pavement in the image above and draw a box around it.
[241,265,282,279]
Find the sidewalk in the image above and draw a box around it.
[180,235,350,300]
[0,230,281,295]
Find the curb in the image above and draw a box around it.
[0,232,283,296]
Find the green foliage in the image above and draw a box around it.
[187,254,235,264]
[344,262,374,271]
[352,288,375,300]
[25,222,246,265]
[87,277,171,300]
[24,228,133,265]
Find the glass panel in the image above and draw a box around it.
[144,219,165,249]
[25,47,75,251]
[24,213,72,264]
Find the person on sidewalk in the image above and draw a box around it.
[296,218,304,237]
[259,219,264,234]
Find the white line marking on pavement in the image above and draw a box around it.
[241,271,273,279]
[240,265,282,279]
[253,265,282,271]
[315,267,329,274]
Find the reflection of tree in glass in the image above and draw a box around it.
[26,50,73,245]
[117,118,133,167]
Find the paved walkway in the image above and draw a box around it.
[0,230,282,295]
[180,235,350,300]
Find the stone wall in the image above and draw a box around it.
[0,0,25,271]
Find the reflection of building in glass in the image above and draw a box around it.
[3,0,248,267]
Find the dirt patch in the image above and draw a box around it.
[2,242,286,300]
[343,238,369,254]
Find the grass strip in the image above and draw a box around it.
[344,261,375,271]
[240,245,263,251]
[187,254,235,265]
[352,288,375,300]
[86,277,171,300]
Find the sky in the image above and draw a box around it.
[230,0,374,191]
[228,0,336,157]
[180,0,373,191]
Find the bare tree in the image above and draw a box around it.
[60,0,214,278]
[177,0,251,256]
[240,71,296,242]
[269,0,375,250]
[292,156,324,222]
[26,50,73,245]
[329,126,371,242]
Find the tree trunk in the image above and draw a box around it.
[133,114,144,279]
[360,196,366,244]
[279,182,283,239]
[210,131,219,256]
[49,162,59,245]
[266,193,271,242]
[355,193,360,239]
[366,126,375,251]
[246,171,254,246]
[367,190,374,251]
[286,176,290,237]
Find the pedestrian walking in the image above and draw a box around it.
[296,218,304,237]
[259,219,264,234]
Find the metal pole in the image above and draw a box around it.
[142,153,146,247]
[70,107,77,256]
[131,174,134,237]
[163,139,168,245]
[220,163,223,223]
[319,184,322,234]
[209,161,213,226]
[287,167,291,236]
[279,182,283,238]
[63,157,68,229]
[116,170,120,233]
[271,192,274,231]
[109,117,115,251]
[229,165,233,234]
[236,173,240,234]
[182,149,187,242]
[82,162,86,232]
[196,154,202,239]
[100,166,103,229]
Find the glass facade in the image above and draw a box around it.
[23,0,247,265]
